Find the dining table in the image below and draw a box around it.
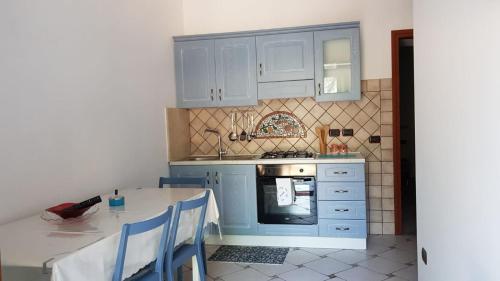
[0,187,219,281]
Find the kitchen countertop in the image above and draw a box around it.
[169,152,365,165]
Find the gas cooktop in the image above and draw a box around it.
[260,151,315,159]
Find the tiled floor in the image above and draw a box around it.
[182,235,417,281]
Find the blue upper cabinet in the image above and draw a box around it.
[175,38,257,108]
[256,32,314,82]
[214,37,257,107]
[174,22,361,106]
[175,40,216,108]
[314,28,361,101]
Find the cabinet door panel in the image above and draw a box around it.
[317,164,365,182]
[258,80,314,100]
[317,182,365,201]
[256,32,314,82]
[214,165,257,235]
[169,165,213,188]
[319,219,367,238]
[175,40,216,108]
[215,37,257,107]
[318,201,366,220]
[314,28,360,101]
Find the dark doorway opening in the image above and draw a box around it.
[391,30,416,235]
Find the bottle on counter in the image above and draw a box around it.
[108,189,125,207]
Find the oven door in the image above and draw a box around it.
[257,176,317,225]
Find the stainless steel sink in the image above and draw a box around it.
[184,155,258,161]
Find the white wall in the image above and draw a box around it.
[0,0,183,224]
[182,0,412,79]
[414,0,500,280]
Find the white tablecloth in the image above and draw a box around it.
[0,187,219,281]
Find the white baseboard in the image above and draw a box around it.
[205,235,366,249]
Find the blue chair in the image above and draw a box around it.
[159,177,206,189]
[158,176,209,276]
[112,206,173,281]
[165,190,210,281]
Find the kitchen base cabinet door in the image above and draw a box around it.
[169,165,213,188]
[318,201,366,220]
[213,165,257,235]
[317,163,365,182]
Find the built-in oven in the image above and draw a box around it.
[256,164,317,225]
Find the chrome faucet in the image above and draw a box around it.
[203,128,227,159]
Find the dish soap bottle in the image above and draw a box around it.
[108,189,125,207]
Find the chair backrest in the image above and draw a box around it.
[166,190,210,261]
[159,177,206,188]
[113,206,173,281]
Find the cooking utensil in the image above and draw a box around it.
[250,114,257,139]
[229,112,238,141]
[316,126,328,154]
[239,112,247,141]
[246,114,253,141]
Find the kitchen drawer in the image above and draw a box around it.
[319,219,367,238]
[317,182,365,201]
[318,201,366,220]
[257,224,318,236]
[317,164,365,182]
[258,80,314,99]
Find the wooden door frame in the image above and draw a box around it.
[392,29,413,235]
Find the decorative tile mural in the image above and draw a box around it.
[255,111,306,138]
[188,78,395,234]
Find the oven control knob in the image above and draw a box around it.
[299,168,304,173]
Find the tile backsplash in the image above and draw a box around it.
[188,78,395,234]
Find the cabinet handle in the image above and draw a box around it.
[259,63,263,76]
[336,227,350,231]
[218,89,222,101]
[215,171,219,184]
[334,208,349,212]
[334,190,349,193]
[210,89,214,101]
[318,83,321,95]
[334,171,348,175]
[206,171,210,185]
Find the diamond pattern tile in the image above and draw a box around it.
[279,267,329,281]
[327,250,373,265]
[335,266,387,281]
[303,257,352,275]
[358,256,407,274]
[186,79,395,234]
[221,268,271,281]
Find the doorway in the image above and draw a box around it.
[391,29,416,235]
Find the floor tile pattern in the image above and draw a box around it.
[183,235,417,281]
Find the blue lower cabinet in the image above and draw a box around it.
[257,224,318,236]
[317,182,365,201]
[169,165,213,188]
[318,219,366,238]
[213,165,257,235]
[317,164,365,182]
[318,201,366,220]
[169,164,257,235]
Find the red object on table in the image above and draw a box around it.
[46,203,91,219]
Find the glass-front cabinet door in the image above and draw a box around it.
[314,28,360,101]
